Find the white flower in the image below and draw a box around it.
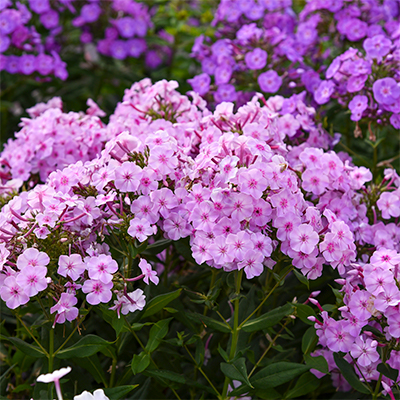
[37,366,71,383]
[74,389,110,400]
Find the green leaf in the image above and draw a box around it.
[294,304,316,325]
[141,289,182,319]
[145,318,172,353]
[112,315,126,337]
[56,334,111,359]
[195,339,205,366]
[302,327,317,355]
[221,358,253,388]
[131,352,151,375]
[0,335,45,358]
[145,369,185,384]
[186,312,231,333]
[284,372,319,398]
[241,304,294,332]
[333,353,370,394]
[75,354,107,385]
[0,364,17,389]
[144,239,172,254]
[250,362,310,389]
[104,385,139,399]
[131,322,153,331]
[218,343,229,362]
[377,363,398,382]
[304,355,329,374]
[293,269,309,289]
[254,387,281,399]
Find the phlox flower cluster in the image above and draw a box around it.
[0,79,376,331]
[305,169,400,392]
[0,97,108,185]
[0,0,165,79]
[189,0,400,110]
[316,35,400,130]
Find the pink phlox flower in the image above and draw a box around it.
[377,192,400,219]
[131,196,159,224]
[288,247,318,270]
[82,279,113,305]
[349,166,372,190]
[16,265,48,297]
[114,161,143,192]
[230,193,254,221]
[17,248,50,270]
[138,168,158,195]
[305,207,323,232]
[139,259,159,285]
[340,311,364,337]
[270,189,296,217]
[238,168,267,199]
[65,281,82,294]
[321,152,344,179]
[299,147,324,169]
[251,232,273,258]
[219,155,239,183]
[92,165,116,191]
[0,275,30,309]
[163,212,190,240]
[50,293,79,326]
[74,388,110,400]
[148,145,178,176]
[370,248,400,269]
[192,236,213,265]
[128,217,155,242]
[27,185,55,211]
[238,251,264,279]
[251,198,272,227]
[330,220,354,251]
[364,266,394,295]
[186,183,211,209]
[95,191,116,206]
[209,235,235,265]
[273,213,301,241]
[347,290,373,321]
[37,366,72,400]
[150,188,178,218]
[302,168,329,195]
[226,231,252,261]
[350,337,379,367]
[189,201,218,232]
[304,257,323,280]
[289,224,319,255]
[325,319,354,352]
[122,288,146,315]
[213,216,240,237]
[35,212,58,228]
[87,255,118,284]
[58,254,86,281]
[210,189,234,217]
[374,283,400,312]
[319,233,342,262]
[278,114,300,138]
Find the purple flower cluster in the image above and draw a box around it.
[317,33,400,129]
[0,98,108,184]
[0,79,376,329]
[189,0,400,115]
[0,0,67,78]
[0,0,166,79]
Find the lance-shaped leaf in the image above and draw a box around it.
[141,289,182,319]
[221,357,253,388]
[241,304,294,332]
[145,318,172,353]
[186,312,231,333]
[250,362,310,389]
[284,372,319,398]
[56,334,111,359]
[0,335,46,358]
[104,385,139,399]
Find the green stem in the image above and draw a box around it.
[249,320,289,378]
[372,373,382,400]
[215,311,233,332]
[221,269,243,400]
[53,306,91,357]
[203,269,218,315]
[239,266,293,329]
[48,328,54,372]
[184,345,220,398]
[109,357,117,388]
[16,315,49,357]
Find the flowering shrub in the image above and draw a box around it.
[1,2,400,400]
